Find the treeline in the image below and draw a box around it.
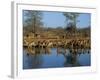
[23,25,90,38]
[23,10,90,38]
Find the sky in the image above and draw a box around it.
[42,11,91,28]
[42,11,66,28]
[23,10,91,28]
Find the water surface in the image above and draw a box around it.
[23,48,90,69]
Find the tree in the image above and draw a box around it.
[63,12,80,28]
[66,22,76,32]
[23,10,43,35]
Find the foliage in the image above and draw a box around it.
[63,12,80,28]
[23,10,43,34]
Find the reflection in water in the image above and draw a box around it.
[23,47,90,69]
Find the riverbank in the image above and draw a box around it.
[23,37,90,49]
